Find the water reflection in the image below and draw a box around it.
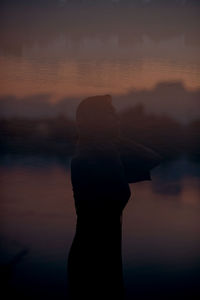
[0,155,200,298]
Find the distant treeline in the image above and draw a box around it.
[0,104,199,161]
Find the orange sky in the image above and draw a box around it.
[0,55,200,101]
[0,1,200,103]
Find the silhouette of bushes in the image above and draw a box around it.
[0,105,199,160]
[119,104,184,159]
[0,115,77,156]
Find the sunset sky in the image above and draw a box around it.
[0,0,200,119]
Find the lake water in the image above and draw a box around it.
[0,155,200,299]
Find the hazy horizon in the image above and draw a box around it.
[0,1,200,121]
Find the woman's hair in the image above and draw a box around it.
[76,95,119,142]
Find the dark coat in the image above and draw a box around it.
[68,148,130,300]
[68,141,161,299]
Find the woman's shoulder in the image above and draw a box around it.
[70,154,98,174]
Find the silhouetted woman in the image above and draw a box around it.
[68,95,161,300]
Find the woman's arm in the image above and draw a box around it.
[117,137,162,183]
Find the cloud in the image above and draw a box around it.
[114,82,200,123]
[1,81,199,123]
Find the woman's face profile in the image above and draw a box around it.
[76,95,119,141]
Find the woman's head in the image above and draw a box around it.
[76,95,119,142]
